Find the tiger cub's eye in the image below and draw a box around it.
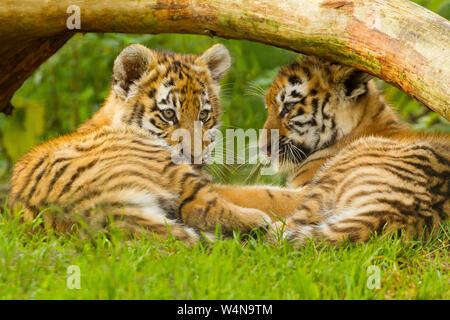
[199,110,210,121]
[284,102,297,111]
[162,109,175,120]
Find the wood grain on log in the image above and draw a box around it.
[0,0,448,119]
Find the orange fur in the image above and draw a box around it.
[260,56,449,244]
[9,44,272,244]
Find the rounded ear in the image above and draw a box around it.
[113,44,154,99]
[333,66,373,99]
[344,69,373,98]
[197,44,231,82]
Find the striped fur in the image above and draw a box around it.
[9,44,271,244]
[262,56,449,244]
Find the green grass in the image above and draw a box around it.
[0,199,448,300]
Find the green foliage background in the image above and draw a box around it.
[0,0,448,183]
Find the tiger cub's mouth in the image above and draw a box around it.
[277,136,310,165]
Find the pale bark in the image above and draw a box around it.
[0,0,449,119]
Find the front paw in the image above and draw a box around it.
[235,207,271,232]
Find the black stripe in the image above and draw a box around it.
[311,98,319,112]
[57,159,99,199]
[302,67,311,80]
[293,157,329,180]
[127,103,140,125]
[162,160,177,173]
[75,139,108,152]
[178,182,208,218]
[291,90,303,98]
[180,172,200,185]
[45,163,71,199]
[406,145,450,167]
[74,181,160,205]
[333,163,424,183]
[296,204,312,212]
[135,103,145,128]
[155,113,168,124]
[328,224,361,234]
[372,198,417,217]
[401,159,449,179]
[130,139,164,149]
[333,152,432,170]
[379,162,427,180]
[288,75,302,85]
[26,163,50,202]
[103,170,162,188]
[218,208,225,222]
[377,166,421,183]
[150,118,164,130]
[95,145,166,157]
[371,103,386,120]
[290,125,306,137]
[342,183,430,207]
[17,157,46,196]
[292,218,309,225]
[307,193,322,201]
[203,198,217,218]
[321,94,331,120]
[148,88,156,98]
[334,173,384,200]
[339,218,376,230]
[45,157,76,176]
[294,119,316,127]
[70,157,167,196]
[359,210,398,218]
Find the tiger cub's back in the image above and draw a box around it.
[10,127,175,228]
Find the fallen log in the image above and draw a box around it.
[0,0,448,119]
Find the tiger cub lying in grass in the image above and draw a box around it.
[255,56,449,244]
[8,44,303,244]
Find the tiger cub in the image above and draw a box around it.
[260,56,449,244]
[9,44,274,245]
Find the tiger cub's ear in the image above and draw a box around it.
[113,44,154,99]
[343,69,373,99]
[197,44,231,82]
[332,65,373,100]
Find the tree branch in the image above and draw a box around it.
[0,0,448,119]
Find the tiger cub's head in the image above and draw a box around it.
[90,43,231,163]
[260,56,376,168]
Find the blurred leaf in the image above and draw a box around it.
[2,98,45,163]
[438,1,450,19]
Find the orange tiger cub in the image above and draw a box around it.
[9,44,275,244]
[260,56,449,244]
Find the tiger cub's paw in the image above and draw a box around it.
[233,206,271,232]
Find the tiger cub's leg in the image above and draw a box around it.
[270,183,443,245]
[177,179,271,234]
[108,214,203,246]
[39,205,204,246]
[214,185,306,221]
[277,206,428,245]
[268,184,327,241]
